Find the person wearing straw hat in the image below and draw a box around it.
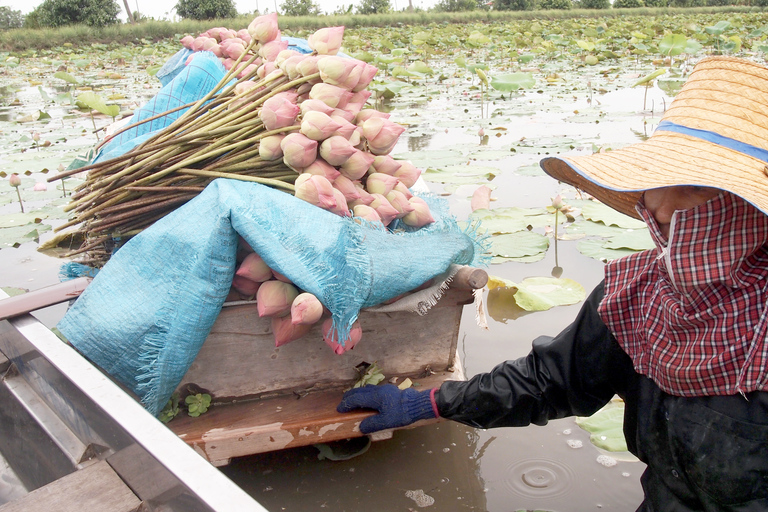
[337,55,768,510]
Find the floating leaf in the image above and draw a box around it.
[490,73,535,92]
[602,229,654,251]
[53,71,79,84]
[578,201,646,229]
[489,231,550,259]
[576,400,628,452]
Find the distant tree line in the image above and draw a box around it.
[0,0,762,30]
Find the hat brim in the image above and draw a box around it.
[541,131,768,220]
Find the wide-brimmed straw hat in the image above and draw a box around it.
[540,56,768,220]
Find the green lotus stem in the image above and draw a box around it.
[15,187,24,213]
[176,168,295,192]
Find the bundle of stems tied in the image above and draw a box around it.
[48,13,432,268]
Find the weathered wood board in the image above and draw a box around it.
[0,460,141,512]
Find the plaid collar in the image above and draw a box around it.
[598,191,768,396]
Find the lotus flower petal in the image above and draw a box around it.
[300,99,336,117]
[272,315,312,347]
[371,154,402,176]
[300,111,342,141]
[362,117,406,156]
[260,92,300,130]
[352,204,382,224]
[368,193,400,226]
[393,160,422,188]
[322,318,362,355]
[402,196,435,228]
[365,172,399,196]
[259,38,289,62]
[248,12,279,44]
[291,293,324,325]
[294,173,337,210]
[309,83,352,110]
[319,135,357,166]
[385,189,415,218]
[307,26,344,56]
[333,175,362,202]
[302,158,341,181]
[232,275,261,297]
[236,252,273,283]
[339,149,375,181]
[356,109,390,124]
[281,133,318,169]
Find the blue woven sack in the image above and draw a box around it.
[57,179,486,415]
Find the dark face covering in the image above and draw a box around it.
[598,191,768,396]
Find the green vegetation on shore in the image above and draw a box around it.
[0,6,762,51]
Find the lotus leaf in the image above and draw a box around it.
[490,73,536,92]
[575,400,628,452]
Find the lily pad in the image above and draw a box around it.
[489,231,550,260]
[470,207,552,234]
[490,73,536,92]
[602,229,654,251]
[577,201,646,229]
[488,275,586,312]
[577,238,640,262]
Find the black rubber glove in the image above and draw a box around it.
[337,384,437,434]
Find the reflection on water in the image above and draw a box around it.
[407,132,433,152]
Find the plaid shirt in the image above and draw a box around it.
[598,191,768,396]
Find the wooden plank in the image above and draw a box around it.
[178,288,471,400]
[0,460,141,512]
[170,369,460,466]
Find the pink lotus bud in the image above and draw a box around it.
[339,149,375,180]
[308,26,345,56]
[237,29,252,44]
[275,49,300,67]
[322,318,362,355]
[205,27,224,41]
[272,315,312,347]
[223,41,246,60]
[330,114,357,139]
[237,63,259,79]
[33,182,47,191]
[333,175,362,202]
[365,172,399,196]
[368,193,400,225]
[348,127,363,147]
[232,275,261,297]
[328,188,351,217]
[351,181,374,206]
[302,159,341,181]
[271,269,292,283]
[9,174,21,188]
[362,117,406,155]
[472,185,492,211]
[260,92,300,131]
[386,189,415,218]
[259,39,289,62]
[181,35,195,49]
[352,204,382,224]
[394,181,413,199]
[318,56,364,90]
[291,293,324,325]
[392,160,422,188]
[256,61,277,78]
[402,196,434,228]
[371,154,402,176]
[248,13,279,44]
[344,90,372,116]
[294,173,337,210]
[300,99,335,117]
[280,54,305,81]
[236,252,273,283]
[221,58,234,70]
[353,63,379,92]
[300,111,342,141]
[296,55,321,78]
[331,108,356,123]
[319,135,357,166]
[191,36,210,52]
[281,133,318,169]
[296,82,313,102]
[233,80,259,105]
[356,108,390,124]
[221,29,237,41]
[309,83,352,109]
[256,280,299,318]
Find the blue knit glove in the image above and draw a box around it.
[337,384,437,434]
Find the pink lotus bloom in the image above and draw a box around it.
[291,293,324,325]
[352,204,382,224]
[472,185,493,211]
[259,38,289,62]
[362,117,406,155]
[281,133,318,169]
[302,158,341,181]
[256,280,300,318]
[300,111,342,141]
[356,108,390,124]
[294,174,337,210]
[260,92,300,131]
[371,154,402,176]
[330,114,357,139]
[300,99,336,117]
[393,160,422,188]
[402,196,435,228]
[339,149,375,181]
[386,189,416,218]
[322,318,363,355]
[248,12,280,44]
[33,182,47,191]
[307,26,345,56]
[272,315,312,347]
[365,172,399,196]
[333,175,362,202]
[319,135,357,166]
[236,251,274,283]
[353,63,380,92]
[368,193,400,225]
[318,56,364,90]
[309,83,352,109]
[232,275,261,297]
[180,35,195,49]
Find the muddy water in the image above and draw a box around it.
[0,61,673,511]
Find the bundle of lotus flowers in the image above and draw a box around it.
[49,13,434,268]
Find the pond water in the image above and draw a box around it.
[0,48,676,511]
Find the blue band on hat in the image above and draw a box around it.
[655,120,768,163]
